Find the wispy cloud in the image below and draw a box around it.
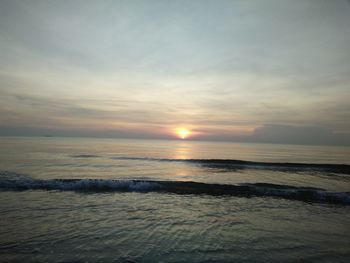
[0,0,350,144]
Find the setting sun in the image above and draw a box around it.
[176,128,191,139]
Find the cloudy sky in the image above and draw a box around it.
[0,0,350,145]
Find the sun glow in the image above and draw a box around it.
[176,128,191,139]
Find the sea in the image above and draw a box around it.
[0,137,349,263]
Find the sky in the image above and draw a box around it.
[0,0,350,145]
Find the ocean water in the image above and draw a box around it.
[0,137,350,262]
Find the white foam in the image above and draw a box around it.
[0,173,161,192]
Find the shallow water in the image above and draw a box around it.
[1,137,350,262]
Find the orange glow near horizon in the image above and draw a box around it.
[176,128,191,139]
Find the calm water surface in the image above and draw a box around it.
[1,137,350,262]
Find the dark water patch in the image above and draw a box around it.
[111,156,350,175]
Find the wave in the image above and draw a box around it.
[1,172,349,205]
[108,156,350,175]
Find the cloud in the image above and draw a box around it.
[190,124,350,146]
[0,0,350,144]
[251,124,350,146]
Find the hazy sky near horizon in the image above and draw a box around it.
[0,0,350,143]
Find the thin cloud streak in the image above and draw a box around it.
[0,0,350,145]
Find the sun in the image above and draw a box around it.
[176,128,191,139]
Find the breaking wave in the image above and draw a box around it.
[1,171,349,205]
